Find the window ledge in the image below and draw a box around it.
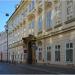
[46,27,52,32]
[38,31,42,34]
[64,18,75,24]
[54,23,62,28]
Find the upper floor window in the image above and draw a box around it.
[66,0,73,21]
[29,23,31,29]
[32,1,35,10]
[38,16,42,32]
[67,6,73,15]
[66,43,73,62]
[22,8,27,18]
[31,20,34,29]
[54,2,62,25]
[46,11,52,30]
[29,1,35,12]
[55,45,60,62]
[29,4,31,12]
[28,20,35,34]
[29,20,34,29]
[67,0,73,5]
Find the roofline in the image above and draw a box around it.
[6,1,24,24]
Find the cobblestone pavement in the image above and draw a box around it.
[0,63,75,74]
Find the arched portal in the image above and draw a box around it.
[22,35,36,64]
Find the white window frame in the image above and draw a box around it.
[46,10,52,30]
[38,15,42,32]
[38,47,42,61]
[55,45,60,62]
[46,45,51,63]
[66,42,73,64]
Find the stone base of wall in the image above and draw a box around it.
[37,63,75,69]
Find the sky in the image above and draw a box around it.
[0,0,21,32]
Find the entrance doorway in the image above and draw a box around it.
[27,41,33,64]
[22,35,36,64]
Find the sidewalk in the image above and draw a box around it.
[30,64,75,74]
[0,62,75,74]
[33,63,75,69]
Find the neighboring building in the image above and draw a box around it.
[0,31,7,62]
[7,0,75,66]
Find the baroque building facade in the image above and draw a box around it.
[7,0,75,65]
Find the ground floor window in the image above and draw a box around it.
[47,46,51,61]
[39,52,42,61]
[66,43,73,62]
[20,54,22,61]
[24,53,27,60]
[47,51,51,61]
[66,49,73,62]
[55,45,60,62]
[55,51,60,61]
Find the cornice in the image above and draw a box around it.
[7,1,28,24]
[36,25,75,40]
[8,40,23,48]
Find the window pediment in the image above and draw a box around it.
[28,14,35,21]
[38,7,42,15]
[45,1,52,9]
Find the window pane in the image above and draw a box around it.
[55,45,57,49]
[32,1,34,10]
[31,20,34,29]
[47,47,48,50]
[39,52,42,60]
[58,45,60,49]
[39,48,40,51]
[66,49,73,62]
[29,23,31,29]
[38,16,42,32]
[70,43,73,48]
[66,43,69,48]
[49,46,51,50]
[46,11,52,30]
[55,51,60,61]
[47,51,51,61]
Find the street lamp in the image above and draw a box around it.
[0,11,9,62]
[5,24,9,63]
[4,13,9,63]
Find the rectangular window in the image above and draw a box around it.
[29,20,34,29]
[54,3,62,26]
[67,0,73,5]
[67,6,72,15]
[39,52,42,60]
[29,1,35,12]
[55,51,60,61]
[29,23,31,29]
[66,43,73,62]
[38,16,42,32]
[55,45,60,61]
[31,20,34,29]
[66,0,73,21]
[20,54,22,61]
[32,1,34,10]
[47,46,51,61]
[46,11,52,30]
[29,4,31,12]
